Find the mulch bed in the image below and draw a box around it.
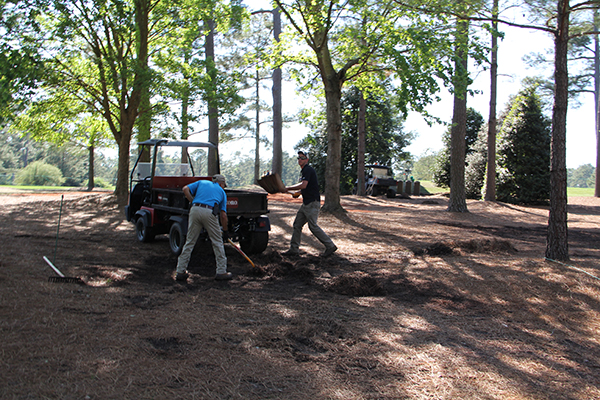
[1,191,599,399]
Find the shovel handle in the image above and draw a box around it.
[227,239,256,268]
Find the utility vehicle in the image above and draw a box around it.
[353,164,397,198]
[125,139,270,256]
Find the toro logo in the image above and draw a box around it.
[228,197,239,208]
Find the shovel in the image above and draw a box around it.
[227,238,256,268]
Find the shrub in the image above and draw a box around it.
[0,172,15,185]
[14,161,65,186]
[63,177,82,187]
[84,177,112,188]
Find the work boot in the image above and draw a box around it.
[175,271,189,282]
[322,245,338,258]
[215,272,233,281]
[281,249,299,257]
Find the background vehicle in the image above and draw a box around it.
[353,165,398,198]
[125,139,270,256]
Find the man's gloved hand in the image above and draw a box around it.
[222,230,229,242]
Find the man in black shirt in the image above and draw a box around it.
[282,151,337,257]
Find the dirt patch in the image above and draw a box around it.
[1,191,599,399]
[325,271,386,296]
[414,238,517,256]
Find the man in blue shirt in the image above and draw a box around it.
[282,151,337,257]
[176,174,232,281]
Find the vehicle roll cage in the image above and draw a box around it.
[129,139,220,193]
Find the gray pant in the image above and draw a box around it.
[290,200,335,252]
[177,206,227,275]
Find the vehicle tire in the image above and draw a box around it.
[240,231,269,255]
[135,216,155,243]
[386,188,396,198]
[169,222,186,257]
[370,187,380,196]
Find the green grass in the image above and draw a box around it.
[0,185,76,191]
[416,182,595,197]
[417,180,449,194]
[1,183,594,197]
[0,185,114,192]
[567,187,595,197]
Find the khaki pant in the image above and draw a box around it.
[290,200,335,252]
[177,206,227,275]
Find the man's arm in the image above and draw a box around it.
[285,180,307,192]
[182,185,193,202]
[220,210,228,232]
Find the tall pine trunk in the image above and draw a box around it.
[546,0,570,261]
[357,92,366,196]
[254,68,261,183]
[271,7,283,177]
[485,0,498,202]
[180,75,190,167]
[87,145,95,191]
[448,16,469,213]
[205,19,219,175]
[594,10,599,197]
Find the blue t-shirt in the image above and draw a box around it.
[187,179,227,213]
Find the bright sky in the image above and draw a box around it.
[212,3,598,170]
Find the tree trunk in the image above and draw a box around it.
[180,78,190,166]
[314,36,344,213]
[179,50,192,166]
[484,0,498,202]
[322,81,343,213]
[138,87,151,143]
[271,7,283,177]
[447,17,469,213]
[594,11,599,197]
[255,68,261,184]
[115,130,133,204]
[546,0,570,261]
[357,91,366,196]
[138,88,152,167]
[205,19,219,175]
[181,85,190,141]
[113,0,149,206]
[87,145,94,191]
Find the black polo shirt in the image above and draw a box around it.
[300,164,320,205]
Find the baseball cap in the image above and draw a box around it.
[212,174,227,187]
[297,151,308,159]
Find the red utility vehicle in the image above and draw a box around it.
[125,139,270,255]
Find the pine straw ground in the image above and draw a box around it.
[1,190,599,400]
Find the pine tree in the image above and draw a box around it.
[496,86,551,204]
[465,126,488,199]
[432,108,484,189]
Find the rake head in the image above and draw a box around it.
[48,276,85,284]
